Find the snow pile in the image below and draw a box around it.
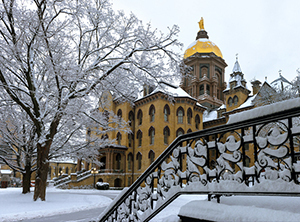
[227,97,300,124]
[178,196,300,222]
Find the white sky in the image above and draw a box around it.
[112,0,300,86]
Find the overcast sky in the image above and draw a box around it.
[112,0,300,87]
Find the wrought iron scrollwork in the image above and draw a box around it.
[100,109,300,222]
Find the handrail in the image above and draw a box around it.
[99,100,300,222]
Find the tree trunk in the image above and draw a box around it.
[33,143,50,201]
[22,165,32,194]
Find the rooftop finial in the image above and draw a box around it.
[279,70,282,76]
[198,17,204,30]
[236,53,238,61]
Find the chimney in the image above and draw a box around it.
[251,79,261,95]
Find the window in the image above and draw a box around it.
[228,97,233,107]
[128,111,134,126]
[206,85,210,95]
[233,96,238,106]
[149,127,155,145]
[163,104,170,122]
[137,109,143,125]
[116,132,122,145]
[187,128,192,133]
[163,126,170,145]
[195,114,200,130]
[148,150,155,165]
[136,152,142,170]
[187,108,193,124]
[127,153,133,171]
[117,109,122,118]
[176,128,184,137]
[137,130,142,147]
[199,84,204,95]
[100,157,106,170]
[149,105,155,122]
[177,107,184,124]
[116,153,121,170]
[65,167,69,174]
[128,133,133,147]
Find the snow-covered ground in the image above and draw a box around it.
[2,187,300,222]
[0,187,115,222]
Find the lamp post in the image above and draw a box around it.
[91,168,98,189]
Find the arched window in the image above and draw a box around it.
[137,130,142,147]
[176,128,184,137]
[66,167,69,174]
[117,109,122,118]
[187,128,192,133]
[128,133,133,147]
[206,85,210,95]
[148,150,155,164]
[127,153,133,171]
[233,96,238,106]
[149,105,155,122]
[128,111,134,126]
[148,126,155,145]
[177,107,184,124]
[163,126,170,145]
[195,114,200,130]
[100,156,106,170]
[163,104,170,122]
[187,108,193,124]
[136,152,142,170]
[199,84,204,95]
[228,97,233,107]
[137,109,143,125]
[116,132,122,145]
[116,153,121,170]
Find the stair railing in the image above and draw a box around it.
[99,102,300,222]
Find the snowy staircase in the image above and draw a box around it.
[54,169,92,188]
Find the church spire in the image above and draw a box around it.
[232,54,242,73]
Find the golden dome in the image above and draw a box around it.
[184,38,223,59]
[184,18,223,59]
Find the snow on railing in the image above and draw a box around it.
[99,100,300,222]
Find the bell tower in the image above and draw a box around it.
[181,18,227,111]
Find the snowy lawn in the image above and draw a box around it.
[0,187,115,222]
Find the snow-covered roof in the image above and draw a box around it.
[238,95,256,109]
[227,97,300,124]
[270,74,292,92]
[0,170,12,174]
[217,104,226,110]
[203,110,218,122]
[50,157,77,164]
[150,82,193,98]
[136,82,206,110]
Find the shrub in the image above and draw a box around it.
[96,182,109,190]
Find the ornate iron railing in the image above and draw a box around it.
[99,102,300,222]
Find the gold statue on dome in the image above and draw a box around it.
[198,17,204,30]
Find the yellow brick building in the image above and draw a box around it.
[82,82,206,187]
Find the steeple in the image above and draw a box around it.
[223,56,251,112]
[232,54,242,73]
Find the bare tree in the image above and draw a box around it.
[0,0,182,200]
